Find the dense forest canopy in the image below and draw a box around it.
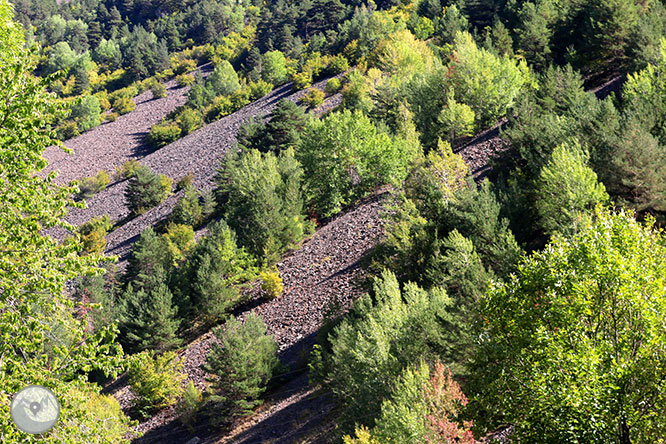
[4,0,666,441]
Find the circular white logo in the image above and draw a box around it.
[10,385,60,434]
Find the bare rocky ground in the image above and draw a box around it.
[43,64,213,185]
[51,76,341,268]
[105,192,386,444]
[46,70,511,443]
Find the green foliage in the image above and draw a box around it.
[261,50,289,85]
[178,381,203,431]
[0,3,127,440]
[260,269,283,299]
[79,215,113,255]
[476,209,666,442]
[324,271,450,431]
[162,223,195,265]
[325,77,342,94]
[125,227,173,290]
[299,109,421,217]
[151,81,167,99]
[124,165,172,216]
[175,221,257,322]
[176,73,195,87]
[344,361,478,444]
[147,121,182,148]
[176,107,204,135]
[536,142,609,236]
[128,351,186,418]
[217,148,312,264]
[76,169,110,200]
[117,280,182,353]
[438,94,476,143]
[238,99,310,154]
[75,390,134,443]
[202,314,279,419]
[171,185,203,227]
[112,96,136,115]
[300,87,325,109]
[70,95,102,132]
[448,31,531,127]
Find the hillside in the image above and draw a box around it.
[5,0,666,442]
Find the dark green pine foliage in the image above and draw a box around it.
[595,118,666,216]
[171,185,203,227]
[216,147,311,264]
[124,165,170,216]
[202,313,279,420]
[502,65,597,178]
[125,227,172,292]
[174,221,256,322]
[442,181,522,278]
[237,100,309,154]
[118,279,181,353]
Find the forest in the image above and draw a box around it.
[2,0,666,441]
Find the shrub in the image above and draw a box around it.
[76,170,110,200]
[151,82,167,99]
[172,58,197,75]
[57,120,80,140]
[124,165,172,216]
[202,314,279,419]
[70,388,133,443]
[327,55,350,74]
[95,91,111,111]
[112,97,136,115]
[178,381,203,431]
[70,95,102,132]
[105,112,119,122]
[300,88,325,109]
[260,269,283,299]
[116,159,142,180]
[216,148,313,264]
[171,185,202,227]
[176,74,195,87]
[325,77,342,94]
[147,121,182,149]
[128,351,186,418]
[79,215,113,255]
[175,172,195,191]
[291,70,312,90]
[247,79,274,100]
[176,108,203,135]
[162,223,195,265]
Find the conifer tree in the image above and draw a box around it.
[117,279,181,353]
[124,165,171,216]
[203,314,279,419]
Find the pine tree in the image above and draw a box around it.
[202,314,279,419]
[171,185,202,227]
[124,165,171,216]
[117,280,181,353]
[126,227,171,291]
[596,119,666,217]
